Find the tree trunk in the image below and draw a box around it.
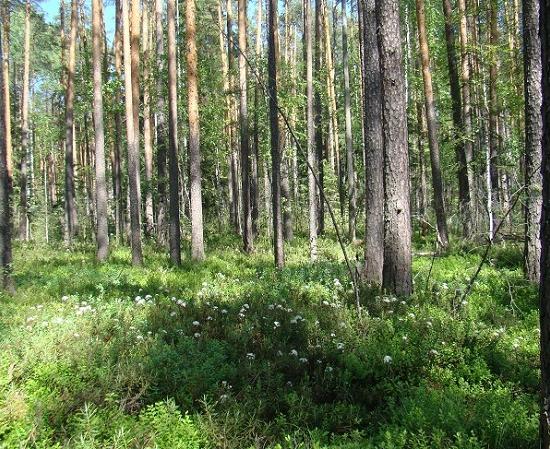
[155,0,168,245]
[92,0,109,261]
[251,0,262,237]
[19,0,31,241]
[304,0,318,261]
[0,23,13,292]
[238,0,253,253]
[268,0,284,268]
[342,0,356,242]
[415,0,449,249]
[167,0,181,264]
[142,2,154,236]
[1,1,12,186]
[122,0,143,265]
[314,0,325,235]
[113,0,124,242]
[457,0,474,237]
[377,0,412,295]
[522,0,542,281]
[360,0,384,286]
[538,0,550,442]
[442,0,470,239]
[187,0,205,261]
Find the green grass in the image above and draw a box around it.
[0,234,539,448]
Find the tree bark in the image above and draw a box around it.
[305,0,318,261]
[538,0,550,442]
[360,0,384,286]
[268,0,285,268]
[0,23,13,292]
[522,0,542,281]
[238,0,253,253]
[19,0,31,241]
[122,0,143,265]
[167,0,181,264]
[457,0,474,237]
[1,1,12,185]
[155,0,168,245]
[113,0,124,242]
[342,0,356,242]
[142,1,154,236]
[187,0,205,261]
[415,0,449,249]
[92,0,109,261]
[377,0,412,295]
[314,0,325,235]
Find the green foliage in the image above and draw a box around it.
[0,239,538,448]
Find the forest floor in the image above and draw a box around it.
[0,233,540,448]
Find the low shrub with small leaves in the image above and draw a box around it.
[0,236,538,448]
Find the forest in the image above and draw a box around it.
[0,0,550,446]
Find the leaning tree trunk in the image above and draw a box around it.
[187,0,205,261]
[268,0,285,268]
[360,0,384,286]
[92,0,109,261]
[522,0,542,281]
[377,0,412,296]
[415,0,449,249]
[167,0,181,264]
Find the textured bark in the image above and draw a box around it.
[1,1,12,184]
[167,0,181,264]
[19,0,31,241]
[342,0,355,242]
[268,0,284,268]
[442,0,470,239]
[187,0,205,261]
[360,0,384,286]
[322,0,338,173]
[0,24,13,292]
[113,0,124,242]
[415,0,449,249]
[122,0,143,265]
[488,0,500,232]
[251,0,262,237]
[314,0,325,234]
[377,0,412,295]
[304,0,318,261]
[130,0,140,172]
[142,2,154,236]
[238,0,253,253]
[92,0,109,261]
[539,0,550,441]
[522,0,542,281]
[155,0,167,245]
[457,0,474,237]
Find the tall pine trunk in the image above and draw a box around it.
[522,0,542,281]
[167,0,181,264]
[92,0,109,261]
[268,0,284,268]
[238,0,253,253]
[187,0,205,261]
[377,0,412,295]
[360,0,384,286]
[122,0,143,265]
[415,0,449,249]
